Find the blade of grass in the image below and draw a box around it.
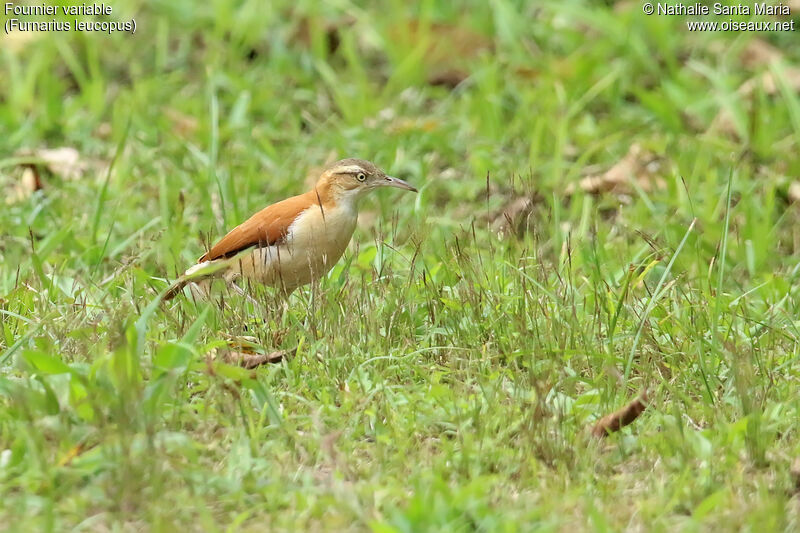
[624,218,696,384]
[91,116,131,243]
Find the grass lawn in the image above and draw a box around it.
[2,0,800,530]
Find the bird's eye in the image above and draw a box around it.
[356,172,366,182]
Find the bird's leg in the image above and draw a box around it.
[188,279,213,301]
[229,281,260,307]
[276,287,295,320]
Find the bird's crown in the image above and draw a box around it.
[324,158,380,176]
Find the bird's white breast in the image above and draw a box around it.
[230,202,358,291]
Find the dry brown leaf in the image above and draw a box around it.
[40,147,87,180]
[567,144,666,196]
[16,147,88,181]
[590,391,649,438]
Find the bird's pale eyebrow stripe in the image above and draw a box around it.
[330,165,365,174]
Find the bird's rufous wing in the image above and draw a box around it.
[198,191,315,262]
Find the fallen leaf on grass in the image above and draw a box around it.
[567,144,666,196]
[590,391,649,438]
[28,147,88,180]
[4,146,108,204]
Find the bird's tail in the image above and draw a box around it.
[162,259,233,301]
[163,278,189,301]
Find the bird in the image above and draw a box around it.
[163,158,417,301]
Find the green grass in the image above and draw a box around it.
[2,0,800,530]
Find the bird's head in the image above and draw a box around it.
[318,158,417,206]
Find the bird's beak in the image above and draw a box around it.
[381,175,418,193]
